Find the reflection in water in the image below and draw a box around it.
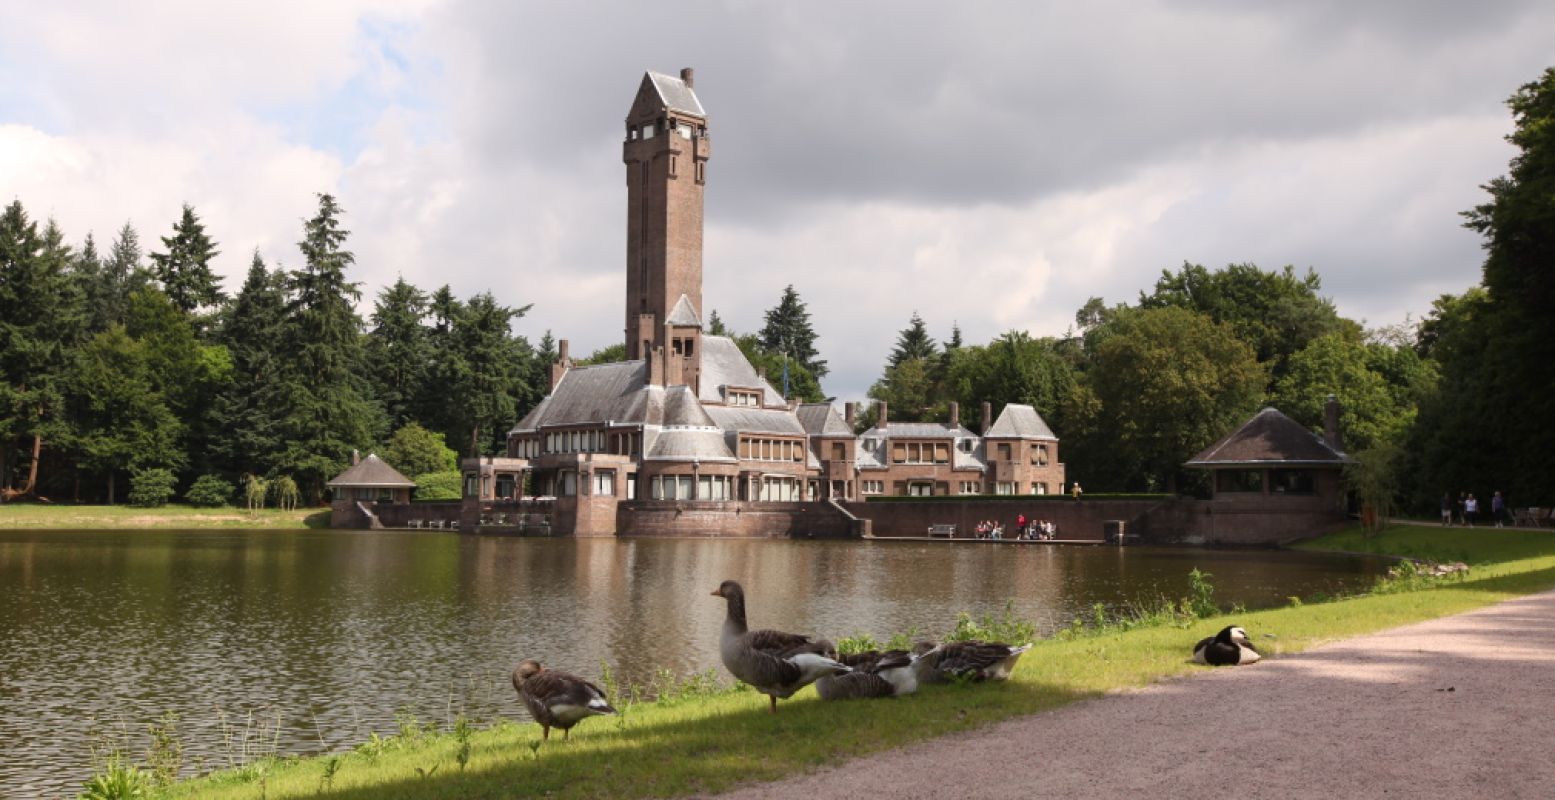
[0,530,1385,796]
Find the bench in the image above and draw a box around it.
[927,524,957,539]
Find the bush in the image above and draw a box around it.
[413,471,462,501]
[128,468,178,508]
[184,475,234,507]
[384,423,458,477]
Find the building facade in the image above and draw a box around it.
[461,68,1065,536]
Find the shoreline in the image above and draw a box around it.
[148,523,1555,800]
[0,504,326,530]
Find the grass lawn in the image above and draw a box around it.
[152,523,1555,799]
[0,503,326,529]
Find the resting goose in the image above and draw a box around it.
[1192,625,1262,666]
[912,640,1033,682]
[512,659,617,740]
[711,580,850,713]
[816,649,924,700]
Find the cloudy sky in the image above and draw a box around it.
[2,1,1551,399]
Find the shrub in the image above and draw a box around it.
[128,469,177,508]
[184,475,234,507]
[413,471,462,501]
[383,423,458,477]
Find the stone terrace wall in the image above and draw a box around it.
[846,498,1174,541]
[1152,497,1350,546]
[618,500,858,538]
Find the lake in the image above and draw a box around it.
[0,530,1388,796]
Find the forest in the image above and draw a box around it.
[2,68,1551,513]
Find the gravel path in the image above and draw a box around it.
[713,590,1555,799]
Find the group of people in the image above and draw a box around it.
[1440,490,1509,528]
[973,514,1059,541]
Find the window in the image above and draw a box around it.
[560,471,577,496]
[995,482,1016,495]
[1216,469,1264,493]
[1270,469,1315,494]
[464,473,479,497]
[960,481,981,494]
[908,482,933,497]
[1033,482,1048,494]
[697,475,732,500]
[958,438,974,453]
[676,123,692,140]
[641,124,654,139]
[495,473,516,499]
[997,443,1012,461]
[627,473,637,500]
[759,476,800,501]
[831,442,846,461]
[861,480,884,495]
[1032,444,1049,466]
[594,471,615,497]
[695,161,704,183]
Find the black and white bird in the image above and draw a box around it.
[1191,625,1262,666]
[512,659,617,740]
[711,580,851,713]
[912,640,1033,682]
[816,649,925,700]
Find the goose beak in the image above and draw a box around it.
[709,588,721,597]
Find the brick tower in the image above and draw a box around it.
[623,68,709,390]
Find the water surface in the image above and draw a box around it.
[0,530,1387,797]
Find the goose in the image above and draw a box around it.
[511,659,617,740]
[1191,625,1261,666]
[815,649,924,700]
[711,580,851,713]
[912,640,1033,682]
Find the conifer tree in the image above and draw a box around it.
[888,311,938,370]
[148,204,224,320]
[211,252,289,476]
[446,292,536,455]
[67,326,184,502]
[274,194,380,500]
[366,276,430,431]
[102,222,150,330]
[758,285,827,379]
[707,310,729,336]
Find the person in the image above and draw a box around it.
[1071,482,1083,501]
[1492,490,1506,528]
[1015,513,1027,539]
[1440,492,1453,526]
[1456,492,1468,526]
[1465,493,1479,528]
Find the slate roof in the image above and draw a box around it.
[855,422,973,439]
[647,71,706,116]
[327,454,416,488]
[1185,407,1351,467]
[796,403,853,436]
[666,294,701,327]
[704,406,807,436]
[984,404,1058,440]
[508,361,650,433]
[853,428,986,472]
[698,335,784,407]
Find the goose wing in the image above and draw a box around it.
[934,641,1026,678]
[746,628,818,656]
[523,670,616,715]
[817,670,895,700]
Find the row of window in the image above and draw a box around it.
[738,436,806,462]
[891,441,952,465]
[650,474,734,501]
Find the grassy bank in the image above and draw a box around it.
[148,524,1555,800]
[0,503,326,530]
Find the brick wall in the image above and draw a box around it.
[618,500,858,538]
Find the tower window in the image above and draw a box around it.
[641,125,654,140]
[695,161,704,183]
[677,123,691,140]
[669,156,677,177]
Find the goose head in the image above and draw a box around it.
[710,580,744,600]
[515,659,544,682]
[1215,626,1252,646]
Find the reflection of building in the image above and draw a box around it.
[460,68,1064,537]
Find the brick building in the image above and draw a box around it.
[460,68,1065,535]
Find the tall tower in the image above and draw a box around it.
[623,68,709,390]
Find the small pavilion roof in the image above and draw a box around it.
[326,454,417,488]
[1185,407,1351,467]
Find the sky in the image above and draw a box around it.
[2,1,1551,401]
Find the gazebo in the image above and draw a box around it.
[326,453,416,504]
[1184,404,1350,505]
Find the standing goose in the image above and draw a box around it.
[1191,625,1262,666]
[912,640,1033,682]
[816,649,924,700]
[711,580,851,713]
[512,659,617,740]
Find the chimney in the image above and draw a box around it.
[680,67,694,88]
[844,402,857,430]
[948,401,960,428]
[981,401,992,435]
[649,345,665,386]
[1324,394,1344,452]
[878,401,889,431]
[550,338,572,392]
[351,449,360,466]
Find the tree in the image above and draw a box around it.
[0,204,85,501]
[1272,333,1411,454]
[1067,306,1266,492]
[706,310,729,336]
[383,422,457,477]
[66,326,184,503]
[949,331,1078,434]
[887,312,938,370]
[148,204,224,319]
[734,333,823,403]
[758,285,827,379]
[577,343,626,365]
[867,357,937,423]
[274,194,381,501]
[128,467,177,507]
[101,222,151,331]
[125,286,233,479]
[210,252,289,477]
[445,292,536,455]
[1139,262,1349,385]
[366,276,430,431]
[414,284,464,437]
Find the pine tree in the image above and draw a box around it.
[0,205,86,500]
[274,194,381,500]
[148,204,224,320]
[446,292,534,456]
[888,311,938,370]
[66,326,184,502]
[102,222,150,330]
[415,284,464,439]
[211,252,289,476]
[366,276,430,431]
[707,309,729,336]
[758,285,827,378]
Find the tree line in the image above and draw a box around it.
[0,194,543,506]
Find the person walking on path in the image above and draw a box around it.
[1441,493,1453,526]
[1071,482,1083,501]
[1492,491,1506,528]
[1457,492,1468,526]
[1465,494,1479,528]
